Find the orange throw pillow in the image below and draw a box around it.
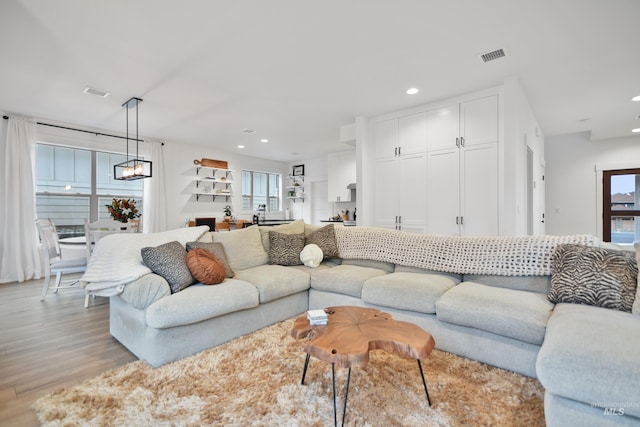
[186,248,226,285]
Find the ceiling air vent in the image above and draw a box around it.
[83,86,110,98]
[480,48,506,63]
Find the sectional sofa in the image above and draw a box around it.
[81,221,640,427]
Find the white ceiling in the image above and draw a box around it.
[1,0,639,162]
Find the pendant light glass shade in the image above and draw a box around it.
[114,97,152,180]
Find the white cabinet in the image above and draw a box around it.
[426,94,498,235]
[427,95,498,151]
[328,151,356,202]
[373,112,427,159]
[372,112,428,232]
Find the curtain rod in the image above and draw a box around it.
[2,114,145,142]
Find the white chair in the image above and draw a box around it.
[36,218,87,301]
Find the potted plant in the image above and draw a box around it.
[223,205,233,221]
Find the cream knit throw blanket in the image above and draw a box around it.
[334,227,598,276]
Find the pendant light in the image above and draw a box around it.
[113,97,152,180]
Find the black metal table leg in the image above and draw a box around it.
[332,363,337,427]
[417,359,431,406]
[341,368,351,427]
[301,353,310,385]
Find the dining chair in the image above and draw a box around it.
[36,218,87,302]
[84,218,124,259]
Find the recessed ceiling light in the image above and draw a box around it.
[406,88,419,95]
[241,128,256,134]
[632,95,640,102]
[260,139,269,143]
[632,128,640,133]
[237,144,245,149]
[83,86,110,98]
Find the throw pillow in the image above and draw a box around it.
[268,231,305,266]
[300,244,323,268]
[634,243,640,315]
[141,241,195,293]
[305,223,339,258]
[259,219,305,252]
[186,248,226,285]
[549,243,638,312]
[212,225,269,271]
[186,241,235,277]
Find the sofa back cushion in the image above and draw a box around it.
[258,220,305,253]
[213,225,269,271]
[462,274,551,294]
[342,258,395,273]
[394,265,463,283]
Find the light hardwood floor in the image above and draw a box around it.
[0,275,137,426]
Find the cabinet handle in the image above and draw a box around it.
[456,137,460,148]
[398,216,402,224]
[398,146,401,156]
[456,216,459,225]
[460,136,465,147]
[394,147,398,156]
[460,216,464,225]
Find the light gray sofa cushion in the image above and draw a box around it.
[436,281,554,345]
[462,274,551,294]
[362,272,457,314]
[233,264,310,303]
[342,258,395,273]
[146,279,259,329]
[394,265,463,283]
[119,273,171,310]
[213,225,268,271]
[536,303,640,419]
[310,265,387,298]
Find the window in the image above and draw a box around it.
[36,143,143,238]
[241,170,280,211]
[603,168,640,243]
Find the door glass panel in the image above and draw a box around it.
[610,216,638,244]
[610,174,637,210]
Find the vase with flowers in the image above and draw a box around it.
[106,198,141,223]
[223,205,233,221]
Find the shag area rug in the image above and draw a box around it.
[33,319,545,426]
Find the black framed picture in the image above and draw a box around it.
[292,164,305,176]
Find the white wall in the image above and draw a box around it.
[545,132,640,237]
[503,76,545,235]
[0,114,291,232]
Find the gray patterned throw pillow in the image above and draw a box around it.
[268,231,305,266]
[186,241,235,278]
[305,224,339,258]
[549,244,638,312]
[141,241,195,293]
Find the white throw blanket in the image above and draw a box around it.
[334,227,599,276]
[81,226,209,294]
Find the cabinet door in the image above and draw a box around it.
[328,151,356,202]
[427,104,460,151]
[427,149,460,235]
[461,143,498,235]
[398,152,427,233]
[398,112,427,155]
[373,157,398,229]
[460,95,498,147]
[373,118,398,159]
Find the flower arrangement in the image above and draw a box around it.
[105,198,141,223]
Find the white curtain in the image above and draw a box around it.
[142,141,167,232]
[0,116,41,283]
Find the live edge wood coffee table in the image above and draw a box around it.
[291,306,436,426]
